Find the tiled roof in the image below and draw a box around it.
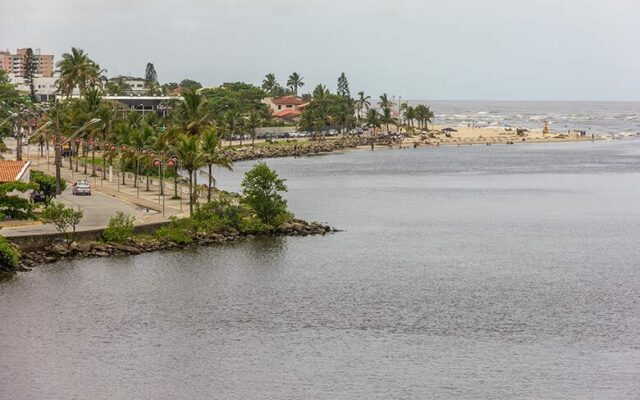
[272,95,305,106]
[273,109,302,118]
[0,160,30,182]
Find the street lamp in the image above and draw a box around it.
[153,157,176,217]
[55,118,101,195]
[24,121,52,165]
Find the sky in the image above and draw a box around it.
[1,0,639,101]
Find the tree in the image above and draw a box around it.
[246,109,263,145]
[380,106,396,133]
[174,134,205,214]
[144,63,161,96]
[286,72,304,95]
[201,129,232,202]
[179,79,202,91]
[261,73,281,96]
[41,201,84,244]
[378,93,390,109]
[105,76,132,95]
[337,72,350,98]
[241,162,289,226]
[365,108,381,135]
[355,91,371,126]
[31,170,66,204]
[172,89,210,136]
[161,82,179,95]
[23,48,38,102]
[144,62,158,85]
[0,70,24,142]
[0,181,37,220]
[56,47,102,97]
[402,103,416,129]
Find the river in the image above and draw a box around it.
[2,140,640,399]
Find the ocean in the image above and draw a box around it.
[410,100,640,135]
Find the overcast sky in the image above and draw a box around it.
[2,0,639,101]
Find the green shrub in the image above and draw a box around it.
[155,216,194,244]
[31,170,65,204]
[192,198,252,233]
[241,162,289,225]
[41,202,83,244]
[238,215,271,235]
[0,236,20,269]
[102,212,135,242]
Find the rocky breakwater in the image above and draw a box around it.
[14,219,332,271]
[225,137,371,161]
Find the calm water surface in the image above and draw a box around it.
[2,140,640,399]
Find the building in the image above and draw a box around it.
[0,48,54,77]
[262,95,309,122]
[9,74,62,102]
[0,160,31,183]
[106,76,149,96]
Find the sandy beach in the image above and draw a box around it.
[399,124,599,147]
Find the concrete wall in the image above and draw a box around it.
[8,221,170,251]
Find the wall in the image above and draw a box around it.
[7,221,170,251]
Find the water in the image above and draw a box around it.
[411,100,640,134]
[2,140,640,399]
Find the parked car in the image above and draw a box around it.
[30,190,46,203]
[327,129,338,136]
[72,180,92,196]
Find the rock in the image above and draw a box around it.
[50,243,70,256]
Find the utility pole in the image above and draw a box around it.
[55,99,62,195]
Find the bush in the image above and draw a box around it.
[102,212,135,242]
[41,202,84,244]
[0,181,37,220]
[155,216,194,244]
[238,215,271,235]
[241,162,290,225]
[191,198,250,233]
[0,236,20,270]
[31,170,65,204]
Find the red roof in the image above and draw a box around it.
[273,109,302,118]
[0,160,30,182]
[272,95,305,106]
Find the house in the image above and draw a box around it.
[0,160,32,183]
[262,95,309,122]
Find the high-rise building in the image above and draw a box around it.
[0,48,54,77]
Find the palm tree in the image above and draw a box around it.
[105,76,132,95]
[201,129,233,202]
[246,109,263,145]
[129,125,156,189]
[172,89,210,136]
[378,93,390,109]
[402,104,416,130]
[56,47,101,97]
[286,72,304,95]
[174,134,205,214]
[355,91,371,126]
[380,106,397,134]
[223,109,243,147]
[261,73,279,95]
[365,109,381,136]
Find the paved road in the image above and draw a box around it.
[2,184,156,237]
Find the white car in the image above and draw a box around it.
[72,180,92,196]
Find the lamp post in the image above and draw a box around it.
[25,121,52,166]
[153,157,175,217]
[55,117,101,195]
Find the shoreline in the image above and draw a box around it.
[222,126,604,162]
[3,218,332,275]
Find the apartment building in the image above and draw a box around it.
[0,48,54,77]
